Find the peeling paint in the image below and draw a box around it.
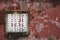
[56,17,59,21]
[55,21,60,28]
[45,25,48,27]
[44,19,48,23]
[0,0,60,40]
[49,20,55,24]
[43,14,49,18]
[36,23,44,32]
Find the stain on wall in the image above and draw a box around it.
[0,0,60,40]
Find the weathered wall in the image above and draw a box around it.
[0,0,60,40]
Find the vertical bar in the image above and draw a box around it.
[13,0,17,32]
[13,0,16,10]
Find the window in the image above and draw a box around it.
[5,11,28,34]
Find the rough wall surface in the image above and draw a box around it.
[0,0,60,40]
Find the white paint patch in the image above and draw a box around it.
[37,15,45,19]
[36,23,44,32]
[56,17,59,21]
[45,25,48,27]
[39,14,49,19]
[27,4,30,7]
[55,21,60,28]
[11,3,17,6]
[44,19,48,22]
[43,14,49,18]
[49,20,55,24]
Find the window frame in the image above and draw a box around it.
[5,11,29,35]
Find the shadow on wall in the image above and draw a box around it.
[47,0,60,7]
[0,11,5,25]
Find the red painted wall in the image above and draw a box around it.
[0,0,60,40]
[0,25,4,40]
